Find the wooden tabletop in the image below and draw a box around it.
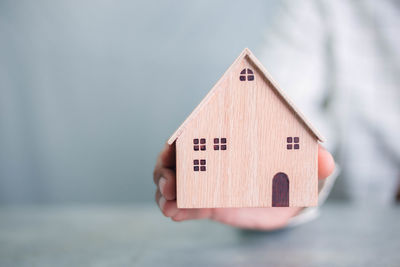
[0,203,399,267]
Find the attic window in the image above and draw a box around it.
[193,159,206,172]
[214,138,227,150]
[287,137,300,150]
[193,138,206,151]
[239,68,254,81]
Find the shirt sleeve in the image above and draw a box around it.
[286,166,340,227]
[257,0,339,227]
[258,0,337,151]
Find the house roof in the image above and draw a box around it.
[168,48,325,144]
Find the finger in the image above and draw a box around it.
[157,143,176,169]
[156,188,180,218]
[162,200,180,218]
[153,167,176,196]
[171,208,212,222]
[157,169,176,201]
[318,144,335,180]
[153,143,175,183]
[160,200,180,218]
[155,188,161,205]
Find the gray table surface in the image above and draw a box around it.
[0,202,399,267]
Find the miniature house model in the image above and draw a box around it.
[168,48,325,208]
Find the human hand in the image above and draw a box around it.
[153,143,335,230]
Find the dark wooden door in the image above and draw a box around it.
[272,172,289,207]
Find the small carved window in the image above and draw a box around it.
[193,159,206,172]
[214,138,227,150]
[193,138,206,151]
[287,137,300,150]
[239,68,254,81]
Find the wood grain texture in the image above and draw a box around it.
[172,49,320,208]
[168,48,325,145]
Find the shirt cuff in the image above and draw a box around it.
[286,165,340,228]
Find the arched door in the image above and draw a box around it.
[272,172,289,207]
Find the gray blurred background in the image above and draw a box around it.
[0,0,277,204]
[1,0,399,205]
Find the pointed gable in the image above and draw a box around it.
[168,48,325,144]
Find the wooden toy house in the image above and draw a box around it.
[168,48,325,208]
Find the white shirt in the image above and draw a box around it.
[258,0,400,206]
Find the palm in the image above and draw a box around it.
[154,143,334,230]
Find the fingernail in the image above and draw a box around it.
[159,196,166,210]
[159,177,167,196]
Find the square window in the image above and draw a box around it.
[213,138,227,150]
[194,145,199,151]
[193,159,206,172]
[200,145,206,151]
[193,139,199,144]
[247,75,254,81]
[287,137,299,150]
[200,138,206,144]
[239,76,246,81]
